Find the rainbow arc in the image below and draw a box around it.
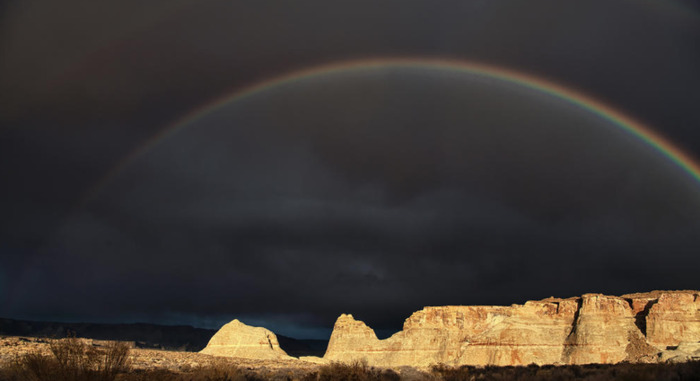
[79,58,700,206]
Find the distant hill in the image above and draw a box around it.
[0,317,215,351]
[0,317,327,357]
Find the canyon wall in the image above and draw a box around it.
[324,290,699,367]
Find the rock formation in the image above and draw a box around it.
[659,341,700,363]
[200,319,292,360]
[324,290,700,367]
[200,291,698,367]
[643,291,700,348]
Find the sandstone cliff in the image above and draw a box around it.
[642,291,700,348]
[324,290,699,367]
[200,319,292,360]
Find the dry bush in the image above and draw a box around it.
[429,361,700,381]
[303,360,400,381]
[430,364,473,381]
[118,369,179,381]
[184,359,248,381]
[116,360,250,381]
[8,336,131,381]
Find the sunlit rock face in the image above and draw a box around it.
[324,302,580,367]
[200,319,291,360]
[643,291,700,348]
[561,294,653,364]
[455,300,579,366]
[323,291,699,367]
[323,314,383,363]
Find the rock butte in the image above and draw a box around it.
[200,319,291,360]
[204,290,700,367]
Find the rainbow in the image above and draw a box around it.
[80,57,700,206]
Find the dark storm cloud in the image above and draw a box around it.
[7,67,699,337]
[1,0,700,338]
[2,0,699,126]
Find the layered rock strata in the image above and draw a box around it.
[324,290,699,367]
[642,292,700,348]
[200,319,291,360]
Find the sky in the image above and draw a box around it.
[1,0,700,340]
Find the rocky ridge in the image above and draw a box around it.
[322,290,699,367]
[198,290,699,367]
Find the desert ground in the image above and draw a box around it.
[1,335,699,381]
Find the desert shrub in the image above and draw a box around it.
[430,364,473,381]
[303,360,396,381]
[184,359,248,381]
[108,361,254,381]
[99,339,131,380]
[118,368,179,381]
[429,361,700,381]
[8,336,131,381]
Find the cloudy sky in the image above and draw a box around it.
[1,0,700,339]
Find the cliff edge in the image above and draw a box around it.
[324,290,699,367]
